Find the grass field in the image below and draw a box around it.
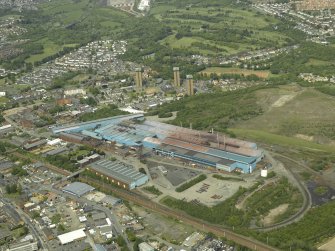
[70,74,91,82]
[25,39,78,63]
[3,0,294,73]
[22,0,129,65]
[100,20,122,29]
[39,0,90,24]
[151,1,289,55]
[161,35,251,55]
[201,67,271,78]
[306,58,335,66]
[0,97,9,104]
[231,128,335,153]
[233,85,335,142]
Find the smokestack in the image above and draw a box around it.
[186,75,194,96]
[173,67,180,87]
[134,68,143,92]
[224,135,226,150]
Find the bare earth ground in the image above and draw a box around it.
[262,203,289,226]
[271,94,298,108]
[318,236,335,251]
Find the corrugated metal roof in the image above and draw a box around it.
[89,159,148,185]
[62,182,95,197]
[162,137,256,165]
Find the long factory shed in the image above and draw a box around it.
[52,114,264,173]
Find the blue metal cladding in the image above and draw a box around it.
[155,148,256,174]
[52,114,262,174]
[143,141,158,149]
[155,148,217,168]
[206,148,257,165]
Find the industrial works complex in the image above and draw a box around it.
[52,114,264,188]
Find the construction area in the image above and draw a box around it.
[52,114,264,174]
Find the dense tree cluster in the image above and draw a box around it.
[270,42,335,76]
[11,166,28,177]
[146,86,264,132]
[46,155,78,172]
[5,183,22,194]
[245,178,302,225]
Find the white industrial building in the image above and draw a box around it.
[57,228,86,245]
[47,138,63,146]
[64,88,86,96]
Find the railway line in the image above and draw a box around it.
[254,154,312,231]
[11,147,308,243]
[80,176,279,251]
[9,147,303,249]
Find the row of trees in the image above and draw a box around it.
[175,174,207,192]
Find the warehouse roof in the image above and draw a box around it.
[44,147,68,156]
[62,182,95,197]
[92,212,106,221]
[57,228,86,245]
[23,139,47,150]
[95,244,107,251]
[138,242,154,251]
[161,144,235,166]
[89,159,148,185]
[52,114,143,134]
[162,137,256,165]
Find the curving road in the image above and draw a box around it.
[253,153,312,231]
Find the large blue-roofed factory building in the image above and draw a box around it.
[52,114,264,174]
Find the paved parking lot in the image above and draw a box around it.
[147,161,201,186]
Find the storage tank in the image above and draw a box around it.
[261,168,268,178]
